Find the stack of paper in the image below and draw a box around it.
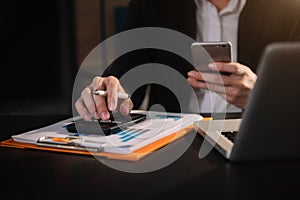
[11,110,202,154]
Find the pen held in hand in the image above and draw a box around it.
[93,90,130,100]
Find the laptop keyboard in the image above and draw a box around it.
[221,131,238,143]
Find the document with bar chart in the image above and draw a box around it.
[99,110,202,154]
[10,110,202,154]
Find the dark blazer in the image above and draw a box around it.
[103,0,300,113]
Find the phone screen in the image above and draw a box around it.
[202,44,232,63]
[191,42,232,75]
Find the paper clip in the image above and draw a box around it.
[36,136,105,152]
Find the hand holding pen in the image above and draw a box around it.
[75,76,133,121]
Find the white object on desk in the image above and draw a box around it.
[93,90,130,100]
[12,110,202,154]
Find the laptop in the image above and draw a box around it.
[194,42,300,162]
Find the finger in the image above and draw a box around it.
[94,95,110,120]
[104,76,119,111]
[75,98,92,121]
[80,87,98,119]
[188,70,232,86]
[187,77,201,88]
[119,99,133,116]
[188,70,216,82]
[188,70,203,80]
[189,78,227,94]
[117,84,133,115]
[209,62,245,75]
[91,77,110,120]
[188,77,210,90]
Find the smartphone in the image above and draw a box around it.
[191,41,233,75]
[66,113,147,136]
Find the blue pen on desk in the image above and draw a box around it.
[93,90,130,100]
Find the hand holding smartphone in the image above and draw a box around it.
[191,41,233,75]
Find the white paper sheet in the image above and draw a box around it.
[12,111,202,154]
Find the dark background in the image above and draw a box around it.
[0,0,76,115]
[0,0,129,115]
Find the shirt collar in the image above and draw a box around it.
[220,0,239,15]
[195,0,247,16]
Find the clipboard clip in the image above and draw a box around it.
[36,136,105,152]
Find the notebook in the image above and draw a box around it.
[194,42,300,162]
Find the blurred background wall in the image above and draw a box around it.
[0,0,129,115]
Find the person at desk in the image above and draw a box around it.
[75,0,300,121]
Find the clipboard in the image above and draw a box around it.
[0,125,194,161]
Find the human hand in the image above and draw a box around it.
[75,76,133,120]
[187,62,257,109]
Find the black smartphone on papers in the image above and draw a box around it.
[191,41,233,75]
[65,113,147,136]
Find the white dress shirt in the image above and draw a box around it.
[192,0,247,113]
